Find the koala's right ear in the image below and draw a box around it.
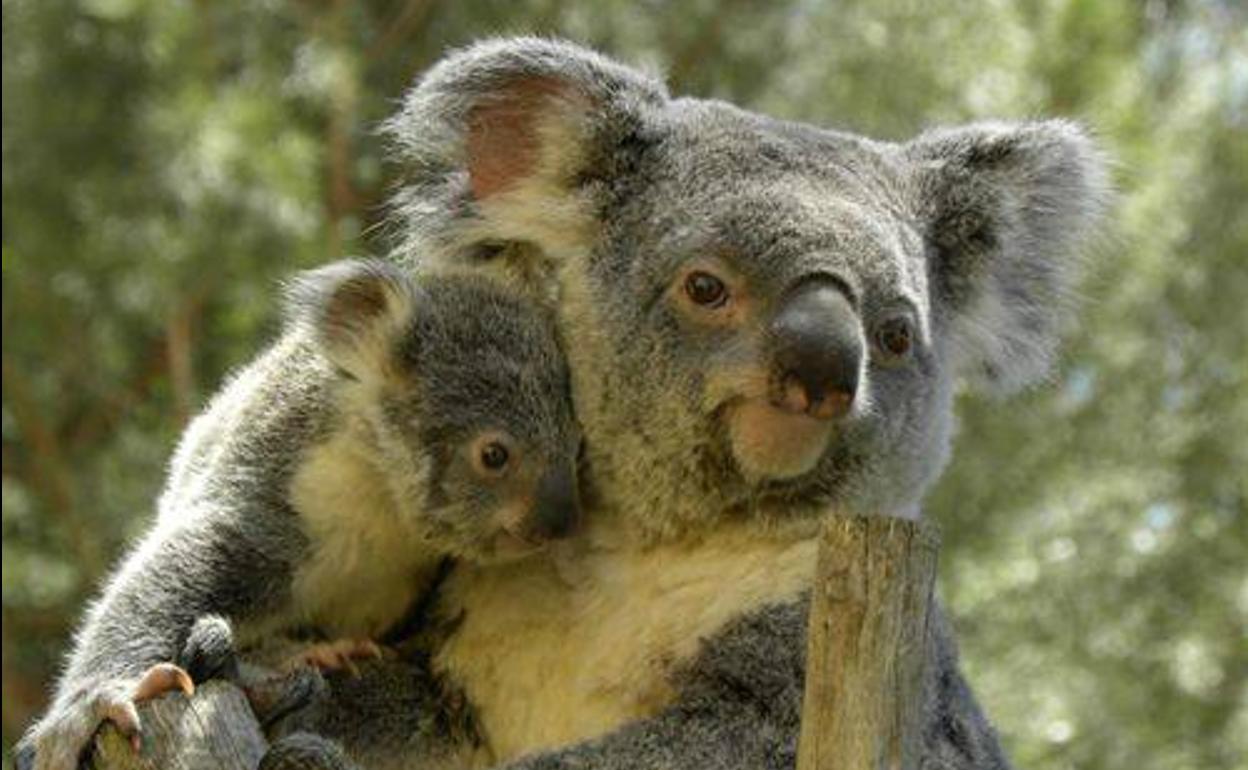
[284,260,418,382]
[384,37,667,257]
[905,121,1111,392]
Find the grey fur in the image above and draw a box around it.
[375,37,1103,770]
[32,35,1109,770]
[175,616,478,770]
[232,38,1107,770]
[235,596,1008,770]
[19,260,578,770]
[493,599,1010,770]
[386,37,1108,533]
[230,37,1107,770]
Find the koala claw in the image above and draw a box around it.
[285,639,383,677]
[96,697,143,753]
[132,661,195,702]
[20,664,192,770]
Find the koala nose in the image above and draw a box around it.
[769,281,862,420]
[531,463,581,540]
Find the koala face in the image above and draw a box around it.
[384,39,1108,537]
[552,106,956,525]
[288,260,582,561]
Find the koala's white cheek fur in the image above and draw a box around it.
[433,519,818,763]
[276,432,442,640]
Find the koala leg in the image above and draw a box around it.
[260,733,360,770]
[282,638,385,677]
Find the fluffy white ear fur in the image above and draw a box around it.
[382,37,669,259]
[459,75,602,254]
[284,260,417,383]
[907,120,1111,392]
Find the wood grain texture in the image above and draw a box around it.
[797,515,940,770]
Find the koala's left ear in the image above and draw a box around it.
[284,259,418,382]
[906,120,1111,392]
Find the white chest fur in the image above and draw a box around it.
[280,432,439,640]
[434,520,818,764]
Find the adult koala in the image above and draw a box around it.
[261,38,1109,770]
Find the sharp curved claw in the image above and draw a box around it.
[132,662,195,702]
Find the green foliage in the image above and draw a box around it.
[3,1,1245,767]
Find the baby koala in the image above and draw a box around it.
[20,260,581,770]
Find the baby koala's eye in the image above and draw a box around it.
[872,314,915,363]
[684,271,729,308]
[470,433,516,478]
[480,442,510,472]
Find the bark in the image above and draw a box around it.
[90,682,267,770]
[797,515,940,770]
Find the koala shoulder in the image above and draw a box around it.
[161,333,333,521]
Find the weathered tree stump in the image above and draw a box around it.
[797,515,940,770]
[90,680,267,770]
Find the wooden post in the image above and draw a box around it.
[89,681,267,770]
[797,515,940,770]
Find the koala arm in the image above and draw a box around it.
[253,654,479,770]
[497,599,1011,770]
[21,504,301,770]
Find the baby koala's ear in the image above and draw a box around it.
[285,259,418,382]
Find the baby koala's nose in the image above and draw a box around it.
[531,463,581,540]
[769,281,862,420]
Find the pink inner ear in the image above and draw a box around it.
[466,77,573,200]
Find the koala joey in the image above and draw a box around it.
[18,259,581,770]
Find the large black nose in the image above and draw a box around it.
[769,281,862,420]
[531,462,581,540]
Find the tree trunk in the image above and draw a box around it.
[89,681,267,770]
[797,515,940,770]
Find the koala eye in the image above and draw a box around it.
[873,314,915,363]
[684,271,729,308]
[480,442,510,472]
[470,433,516,478]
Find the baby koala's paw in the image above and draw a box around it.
[180,613,241,685]
[284,639,384,677]
[20,664,194,770]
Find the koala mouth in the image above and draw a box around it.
[491,525,547,560]
[486,499,550,561]
[722,396,834,482]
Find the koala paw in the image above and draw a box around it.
[20,663,194,770]
[180,613,240,684]
[244,665,330,733]
[259,732,358,770]
[284,638,384,677]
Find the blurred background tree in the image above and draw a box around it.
[2,1,1245,768]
